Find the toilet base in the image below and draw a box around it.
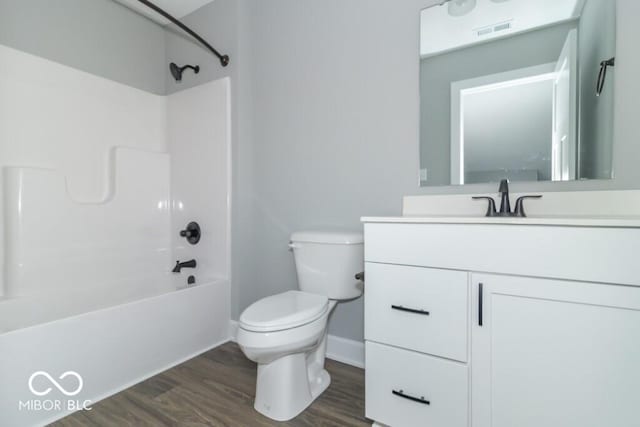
[254,353,331,421]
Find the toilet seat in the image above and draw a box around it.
[239,291,329,332]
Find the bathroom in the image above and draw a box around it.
[1,0,638,426]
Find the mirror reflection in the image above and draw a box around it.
[419,0,616,186]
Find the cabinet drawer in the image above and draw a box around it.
[364,263,468,361]
[365,341,468,427]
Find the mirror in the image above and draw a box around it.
[419,0,616,186]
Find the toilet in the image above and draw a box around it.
[237,231,364,421]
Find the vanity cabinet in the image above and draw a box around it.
[471,274,640,427]
[363,221,640,427]
[365,263,468,362]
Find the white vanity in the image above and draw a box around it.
[362,215,640,427]
[371,0,639,423]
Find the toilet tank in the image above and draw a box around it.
[289,231,364,300]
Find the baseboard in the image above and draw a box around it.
[229,319,239,341]
[326,334,365,369]
[228,320,364,369]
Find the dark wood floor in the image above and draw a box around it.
[52,342,369,427]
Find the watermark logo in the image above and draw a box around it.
[19,371,92,412]
[28,371,83,397]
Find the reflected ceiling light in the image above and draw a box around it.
[448,0,477,16]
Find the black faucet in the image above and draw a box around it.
[473,179,542,217]
[498,179,511,215]
[172,259,196,273]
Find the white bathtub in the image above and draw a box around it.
[0,277,230,427]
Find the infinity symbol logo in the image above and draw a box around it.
[28,371,83,397]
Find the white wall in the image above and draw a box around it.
[0,44,167,199]
[168,78,232,283]
[0,44,169,299]
[0,41,231,318]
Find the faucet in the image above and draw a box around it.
[498,179,511,215]
[172,259,197,273]
[473,179,542,217]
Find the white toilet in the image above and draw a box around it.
[237,231,364,421]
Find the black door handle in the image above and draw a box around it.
[392,389,430,405]
[596,57,615,96]
[391,305,430,316]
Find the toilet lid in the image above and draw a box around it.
[239,291,329,332]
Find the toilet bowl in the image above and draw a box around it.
[237,231,364,421]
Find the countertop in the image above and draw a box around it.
[360,215,640,228]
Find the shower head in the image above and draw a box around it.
[169,62,200,82]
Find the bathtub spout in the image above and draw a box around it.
[172,259,196,273]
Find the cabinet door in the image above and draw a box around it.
[471,274,640,427]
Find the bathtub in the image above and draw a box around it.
[0,277,230,427]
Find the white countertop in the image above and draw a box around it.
[361,215,640,228]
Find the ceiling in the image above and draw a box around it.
[421,0,583,57]
[114,0,215,25]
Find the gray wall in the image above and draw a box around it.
[174,0,640,343]
[168,0,436,341]
[233,0,440,341]
[578,0,616,179]
[464,80,553,183]
[420,22,576,186]
[0,0,167,94]
[164,0,238,95]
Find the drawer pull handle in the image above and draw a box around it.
[392,389,430,405]
[391,305,430,316]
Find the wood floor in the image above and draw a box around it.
[52,342,369,427]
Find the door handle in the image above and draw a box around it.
[596,57,615,96]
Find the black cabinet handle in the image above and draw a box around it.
[478,283,484,326]
[392,389,430,405]
[391,305,430,316]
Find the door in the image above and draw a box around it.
[471,274,640,427]
[552,29,578,181]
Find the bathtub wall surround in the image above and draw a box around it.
[0,44,231,426]
[168,78,232,285]
[0,44,167,301]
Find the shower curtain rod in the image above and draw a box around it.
[136,0,229,67]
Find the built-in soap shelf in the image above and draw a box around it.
[1,147,172,297]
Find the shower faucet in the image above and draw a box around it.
[172,259,197,273]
